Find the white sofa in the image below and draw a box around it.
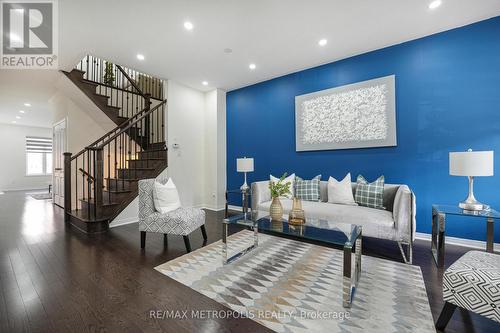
[251,180,416,263]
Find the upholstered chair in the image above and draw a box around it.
[436,251,500,330]
[138,179,207,252]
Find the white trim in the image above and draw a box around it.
[109,217,138,228]
[1,187,49,192]
[228,204,243,212]
[415,232,499,250]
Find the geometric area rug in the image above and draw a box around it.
[155,230,435,333]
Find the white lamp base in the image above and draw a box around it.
[459,176,487,211]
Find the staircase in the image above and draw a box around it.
[62,55,167,233]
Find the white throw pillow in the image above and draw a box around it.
[153,178,181,214]
[327,173,358,205]
[270,173,295,199]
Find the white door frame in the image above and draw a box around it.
[52,117,68,208]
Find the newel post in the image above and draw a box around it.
[64,152,72,223]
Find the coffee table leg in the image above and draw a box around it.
[355,229,362,285]
[222,223,228,264]
[343,242,353,308]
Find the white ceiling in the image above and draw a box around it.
[0,70,57,128]
[59,0,500,91]
[1,0,500,128]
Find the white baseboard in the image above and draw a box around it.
[415,232,499,250]
[109,217,138,228]
[1,187,49,192]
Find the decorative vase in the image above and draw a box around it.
[289,197,306,225]
[270,197,283,221]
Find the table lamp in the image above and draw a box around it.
[449,149,494,211]
[237,157,254,191]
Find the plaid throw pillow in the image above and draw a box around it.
[295,175,321,202]
[354,175,385,209]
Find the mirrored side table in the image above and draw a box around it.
[225,188,251,218]
[432,204,500,267]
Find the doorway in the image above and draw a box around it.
[52,118,67,208]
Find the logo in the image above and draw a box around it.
[1,0,58,69]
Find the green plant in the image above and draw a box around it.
[269,173,292,198]
[103,61,115,85]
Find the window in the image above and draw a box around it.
[26,137,53,176]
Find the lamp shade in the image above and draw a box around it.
[449,150,494,176]
[237,158,254,172]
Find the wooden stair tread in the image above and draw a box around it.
[68,210,109,223]
[79,197,120,206]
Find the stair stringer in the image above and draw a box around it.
[109,167,168,227]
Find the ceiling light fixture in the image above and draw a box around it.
[249,63,256,70]
[16,116,21,119]
[184,21,194,30]
[19,110,25,113]
[24,103,31,107]
[429,0,442,9]
[202,81,208,86]
[136,54,145,61]
[318,39,328,46]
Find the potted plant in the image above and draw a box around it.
[269,173,292,221]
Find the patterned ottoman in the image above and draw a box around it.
[436,251,500,330]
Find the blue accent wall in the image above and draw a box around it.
[226,17,500,242]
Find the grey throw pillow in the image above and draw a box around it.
[354,175,385,209]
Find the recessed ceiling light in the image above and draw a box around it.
[223,48,233,54]
[136,54,145,61]
[202,81,208,86]
[429,0,442,9]
[19,110,25,113]
[11,121,16,124]
[184,21,194,30]
[249,63,256,70]
[24,103,31,107]
[318,39,328,46]
[16,116,21,119]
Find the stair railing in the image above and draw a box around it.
[75,55,164,119]
[64,99,166,222]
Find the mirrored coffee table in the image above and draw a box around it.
[222,211,362,308]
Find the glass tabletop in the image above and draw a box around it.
[433,204,500,219]
[223,210,362,248]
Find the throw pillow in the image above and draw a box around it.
[327,173,357,205]
[153,178,181,214]
[354,175,385,209]
[295,175,321,202]
[270,173,295,198]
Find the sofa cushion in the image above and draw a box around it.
[257,199,396,240]
[355,175,385,209]
[295,175,321,202]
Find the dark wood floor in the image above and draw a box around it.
[0,190,497,333]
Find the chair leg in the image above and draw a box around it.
[201,225,207,241]
[141,231,146,249]
[183,235,191,253]
[164,234,168,247]
[435,301,457,331]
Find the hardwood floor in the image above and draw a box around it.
[0,190,497,332]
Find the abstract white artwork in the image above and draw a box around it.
[295,75,396,151]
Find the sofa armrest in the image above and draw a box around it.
[392,185,416,242]
[251,181,271,211]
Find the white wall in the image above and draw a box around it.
[167,80,206,208]
[110,80,227,227]
[0,123,52,191]
[204,89,226,210]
